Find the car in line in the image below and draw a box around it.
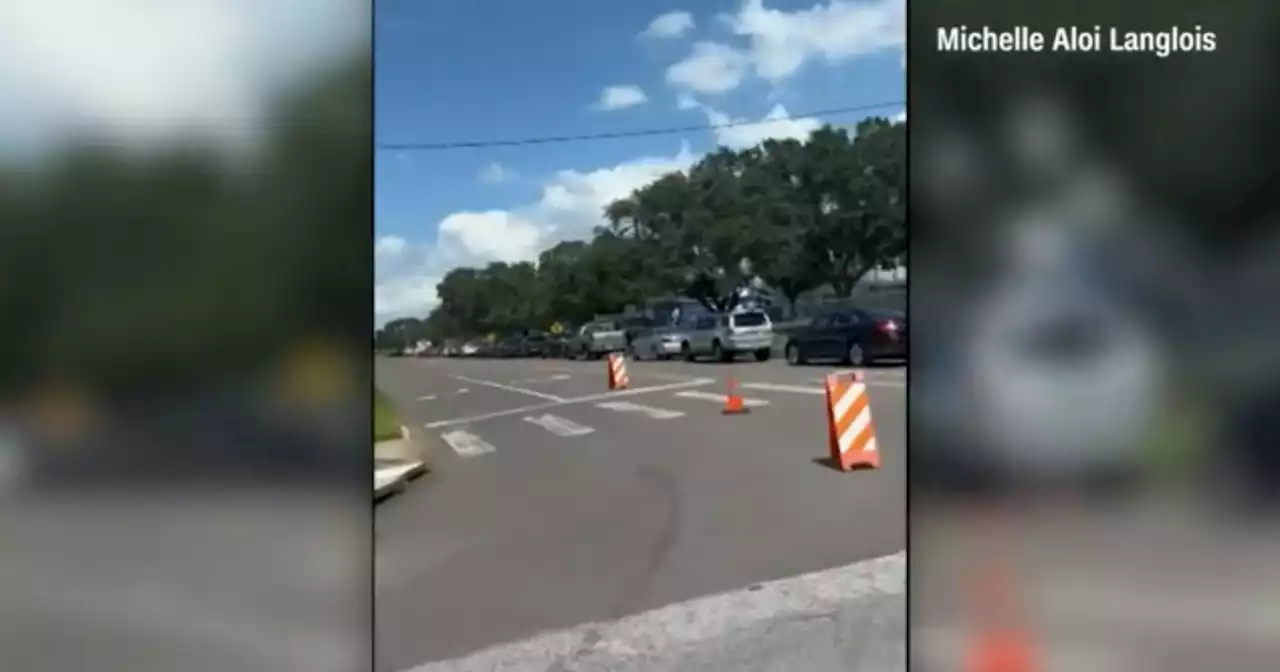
[523,332,553,358]
[629,325,688,360]
[782,308,907,366]
[566,320,628,359]
[494,335,528,358]
[681,309,775,362]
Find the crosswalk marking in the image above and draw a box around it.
[673,390,769,407]
[740,382,825,395]
[440,430,496,457]
[514,374,573,384]
[522,414,595,437]
[596,400,686,419]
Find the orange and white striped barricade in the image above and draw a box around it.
[824,371,879,470]
[607,352,629,390]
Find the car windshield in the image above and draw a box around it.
[731,312,768,327]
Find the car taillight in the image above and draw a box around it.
[877,320,899,333]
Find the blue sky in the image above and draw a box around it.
[375,0,905,324]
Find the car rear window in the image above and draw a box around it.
[731,312,768,327]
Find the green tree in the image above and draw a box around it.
[802,121,905,297]
[604,148,771,312]
[738,138,825,316]
[537,240,595,324]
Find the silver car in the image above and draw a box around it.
[683,310,775,362]
[630,326,687,360]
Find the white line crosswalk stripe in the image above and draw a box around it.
[596,400,686,419]
[522,414,595,437]
[673,390,769,407]
[439,429,496,457]
[740,382,825,395]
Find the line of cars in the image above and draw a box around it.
[427,305,907,367]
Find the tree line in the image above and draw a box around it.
[376,117,905,349]
[2,57,369,392]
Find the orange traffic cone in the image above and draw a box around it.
[722,375,749,415]
[824,371,879,470]
[963,563,1037,672]
[607,352,629,390]
[964,627,1036,672]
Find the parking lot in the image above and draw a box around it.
[374,355,905,671]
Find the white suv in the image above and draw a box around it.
[683,310,774,362]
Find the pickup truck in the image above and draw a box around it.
[567,320,627,359]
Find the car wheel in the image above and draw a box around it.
[785,342,805,366]
[845,342,866,367]
[682,342,694,362]
[711,340,726,363]
[754,348,771,362]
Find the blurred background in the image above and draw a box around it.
[912,2,1280,670]
[0,1,372,670]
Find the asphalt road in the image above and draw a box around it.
[374,355,905,671]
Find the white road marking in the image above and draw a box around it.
[514,373,573,384]
[439,430,497,457]
[596,400,686,419]
[566,378,717,404]
[740,382,825,395]
[451,375,565,402]
[674,390,769,407]
[417,395,437,401]
[810,375,905,388]
[422,378,716,429]
[522,414,594,437]
[456,388,470,394]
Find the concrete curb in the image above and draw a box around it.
[375,425,433,502]
[403,551,906,671]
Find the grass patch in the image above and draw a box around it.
[374,389,402,443]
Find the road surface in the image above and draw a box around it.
[374,355,906,671]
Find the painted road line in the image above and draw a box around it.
[402,551,905,672]
[451,375,565,402]
[522,414,595,437]
[422,378,717,429]
[596,400,686,419]
[740,382,825,395]
[514,373,573,384]
[674,390,769,407]
[417,394,437,401]
[810,376,905,388]
[439,430,497,457]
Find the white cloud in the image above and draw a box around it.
[0,0,366,155]
[665,42,750,95]
[676,93,699,110]
[595,85,648,111]
[375,144,699,323]
[695,103,820,150]
[640,11,695,39]
[479,162,509,183]
[725,0,904,82]
[664,0,903,95]
[894,109,906,122]
[375,235,407,258]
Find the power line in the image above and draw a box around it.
[378,100,904,152]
